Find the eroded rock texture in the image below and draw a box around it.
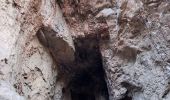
[58,0,170,100]
[0,0,170,100]
[101,0,170,100]
[0,0,71,100]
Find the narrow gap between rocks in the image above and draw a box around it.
[62,34,109,100]
[36,26,110,100]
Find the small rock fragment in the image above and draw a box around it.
[96,8,114,18]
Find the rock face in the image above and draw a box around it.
[0,0,170,100]
[0,80,25,100]
[101,0,170,100]
[0,0,69,100]
[58,0,170,100]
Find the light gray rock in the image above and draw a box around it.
[101,0,170,100]
[0,0,70,100]
[96,8,114,18]
[0,0,170,100]
[0,81,25,100]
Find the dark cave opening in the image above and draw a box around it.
[62,35,109,100]
[36,27,109,100]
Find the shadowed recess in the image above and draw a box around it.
[63,34,109,100]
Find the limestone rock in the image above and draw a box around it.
[0,0,71,100]
[0,81,25,100]
[101,0,170,100]
[0,0,170,100]
[96,8,114,18]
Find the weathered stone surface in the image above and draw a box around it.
[0,81,25,100]
[36,26,75,65]
[58,0,170,100]
[101,0,170,100]
[0,0,170,100]
[0,0,73,100]
[96,8,114,18]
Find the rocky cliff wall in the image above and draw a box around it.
[0,0,70,99]
[0,0,170,100]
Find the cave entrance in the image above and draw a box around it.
[62,34,109,100]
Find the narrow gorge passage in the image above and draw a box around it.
[72,35,108,100]
[36,27,109,100]
[62,35,109,100]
